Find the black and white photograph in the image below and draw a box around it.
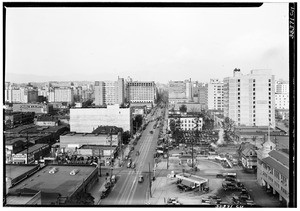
[2,1,296,208]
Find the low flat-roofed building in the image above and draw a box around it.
[6,164,40,188]
[60,132,120,152]
[12,144,50,164]
[12,103,53,114]
[35,115,59,127]
[6,165,98,205]
[5,111,35,129]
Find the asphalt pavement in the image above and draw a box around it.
[100,107,165,205]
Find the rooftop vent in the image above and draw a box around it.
[70,169,79,176]
[49,167,58,174]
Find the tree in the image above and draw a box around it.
[122,131,131,145]
[169,119,176,134]
[133,114,143,132]
[221,117,235,142]
[67,192,94,205]
[179,104,187,113]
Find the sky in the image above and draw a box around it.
[5,3,289,84]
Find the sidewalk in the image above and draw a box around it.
[89,176,107,205]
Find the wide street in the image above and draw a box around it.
[100,107,164,205]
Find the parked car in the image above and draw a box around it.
[127,161,131,168]
[150,130,153,134]
[216,173,224,178]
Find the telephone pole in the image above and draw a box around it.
[98,148,101,177]
[26,132,29,164]
[109,129,113,182]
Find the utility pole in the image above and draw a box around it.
[109,129,113,182]
[98,148,101,177]
[166,135,169,170]
[149,162,152,197]
[26,132,29,164]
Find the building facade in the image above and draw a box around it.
[257,141,289,206]
[168,115,203,131]
[207,79,224,110]
[168,79,193,104]
[127,81,156,105]
[70,104,131,133]
[12,103,53,114]
[198,83,208,110]
[94,77,125,106]
[224,69,275,127]
[54,87,74,103]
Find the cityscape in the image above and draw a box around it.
[3,2,295,208]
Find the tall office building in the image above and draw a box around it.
[11,88,28,103]
[94,77,125,106]
[224,69,275,127]
[127,81,156,105]
[198,83,208,110]
[207,79,224,110]
[168,79,193,104]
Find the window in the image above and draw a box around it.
[269,97,271,100]
[253,110,255,113]
[253,92,255,95]
[238,101,240,104]
[269,101,271,104]
[238,88,240,91]
[238,92,240,95]
[253,101,255,104]
[269,114,271,117]
[238,79,240,82]
[253,88,255,91]
[253,79,256,82]
[238,97,240,100]
[269,83,271,86]
[269,105,271,108]
[253,84,255,87]
[253,114,256,117]
[253,118,255,121]
[238,105,240,108]
[253,97,255,100]
[269,79,271,82]
[269,88,271,91]
[253,105,255,108]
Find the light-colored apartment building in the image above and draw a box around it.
[224,69,275,127]
[94,77,125,106]
[54,87,74,103]
[168,115,203,131]
[207,79,224,110]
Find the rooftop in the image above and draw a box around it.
[269,150,289,167]
[6,164,38,180]
[8,165,97,198]
[37,115,58,122]
[92,125,123,135]
[17,144,49,154]
[262,155,289,178]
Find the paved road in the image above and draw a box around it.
[100,107,166,205]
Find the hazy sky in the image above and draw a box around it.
[6,3,289,83]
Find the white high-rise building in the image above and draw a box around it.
[224,69,275,127]
[207,79,224,110]
[94,77,125,106]
[11,88,28,103]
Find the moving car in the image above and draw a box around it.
[138,175,144,183]
[131,162,136,169]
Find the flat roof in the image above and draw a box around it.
[6,165,38,180]
[6,196,34,205]
[9,165,96,197]
[17,144,49,154]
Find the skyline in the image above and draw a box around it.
[5,3,289,84]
